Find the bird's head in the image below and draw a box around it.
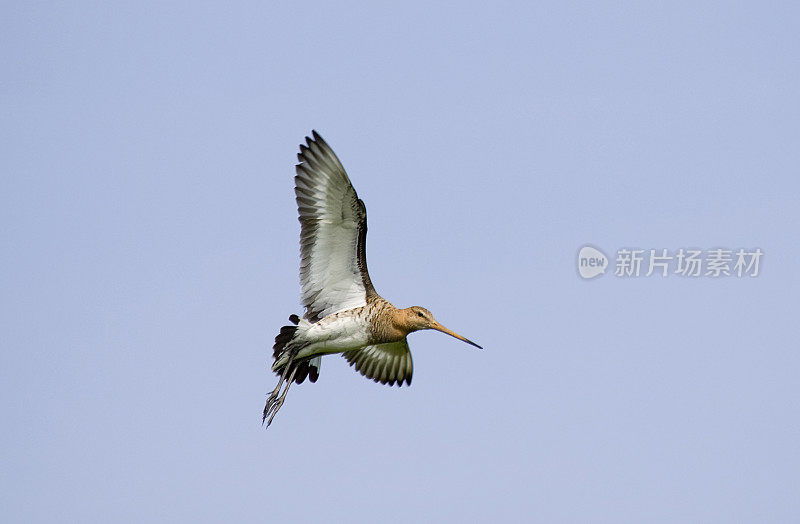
[399,306,482,349]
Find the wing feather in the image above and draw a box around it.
[343,340,413,387]
[295,131,376,322]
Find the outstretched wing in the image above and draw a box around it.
[343,340,413,387]
[294,131,377,322]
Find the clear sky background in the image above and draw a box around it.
[2,2,799,522]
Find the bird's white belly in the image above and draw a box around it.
[295,314,370,359]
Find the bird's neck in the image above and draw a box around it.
[368,299,409,343]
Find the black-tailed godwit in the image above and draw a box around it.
[263,131,481,426]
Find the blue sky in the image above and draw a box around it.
[2,2,799,522]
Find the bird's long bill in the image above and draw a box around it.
[431,322,482,349]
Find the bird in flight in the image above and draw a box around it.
[263,131,481,427]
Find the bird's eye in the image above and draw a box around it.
[417,312,424,317]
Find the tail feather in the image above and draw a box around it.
[308,356,321,382]
[272,315,320,384]
[273,325,297,356]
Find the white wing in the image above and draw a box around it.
[343,340,413,387]
[294,131,376,322]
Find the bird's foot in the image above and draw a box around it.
[262,365,297,428]
[262,393,287,427]
[262,392,280,425]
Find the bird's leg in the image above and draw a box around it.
[265,369,286,403]
[264,366,298,428]
[263,342,308,426]
[263,360,293,424]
